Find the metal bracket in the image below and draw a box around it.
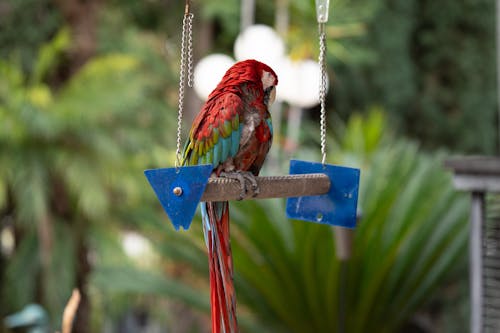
[286,160,360,228]
[144,165,212,230]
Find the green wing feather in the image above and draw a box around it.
[182,93,242,168]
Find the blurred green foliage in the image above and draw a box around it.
[0,0,62,74]
[0,17,176,329]
[332,0,497,154]
[0,0,486,332]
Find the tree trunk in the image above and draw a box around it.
[53,0,100,75]
[73,235,91,333]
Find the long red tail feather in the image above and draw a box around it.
[205,201,238,333]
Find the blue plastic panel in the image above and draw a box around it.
[286,160,360,228]
[144,165,213,230]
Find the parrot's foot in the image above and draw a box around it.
[220,171,259,200]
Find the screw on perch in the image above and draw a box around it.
[173,187,183,196]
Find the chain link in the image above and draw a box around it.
[175,12,194,168]
[318,23,328,165]
[186,13,194,88]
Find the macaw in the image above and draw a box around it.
[182,59,278,333]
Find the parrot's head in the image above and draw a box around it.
[254,60,278,109]
[215,59,278,108]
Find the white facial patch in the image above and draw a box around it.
[261,70,276,90]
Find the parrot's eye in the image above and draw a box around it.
[263,85,276,108]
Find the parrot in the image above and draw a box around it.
[181,59,278,333]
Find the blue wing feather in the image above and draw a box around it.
[213,143,221,167]
[230,125,241,157]
[221,136,230,162]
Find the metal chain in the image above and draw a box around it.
[186,13,194,88]
[318,23,328,165]
[175,12,194,168]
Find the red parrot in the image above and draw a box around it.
[182,59,278,333]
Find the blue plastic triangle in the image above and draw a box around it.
[144,165,213,230]
[286,160,360,228]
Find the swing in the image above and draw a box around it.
[145,0,360,231]
[145,2,360,332]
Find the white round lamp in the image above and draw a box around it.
[234,25,285,66]
[193,54,235,100]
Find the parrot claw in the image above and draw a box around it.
[220,171,259,200]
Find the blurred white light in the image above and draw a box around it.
[234,25,285,66]
[193,54,235,100]
[122,231,152,260]
[0,226,15,257]
[274,57,297,103]
[274,57,327,108]
[295,59,325,108]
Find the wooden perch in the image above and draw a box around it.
[200,173,331,202]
